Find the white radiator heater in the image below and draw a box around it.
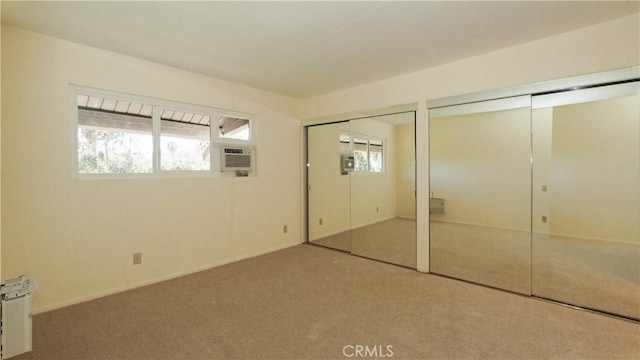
[1,276,37,359]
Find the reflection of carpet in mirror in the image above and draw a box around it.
[429,221,532,295]
[310,218,416,268]
[430,221,640,320]
[310,230,351,252]
[532,233,640,320]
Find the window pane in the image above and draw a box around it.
[139,104,153,117]
[352,139,369,171]
[339,133,351,152]
[127,103,143,115]
[219,116,250,140]
[160,113,211,171]
[114,100,130,113]
[354,150,368,171]
[353,139,367,151]
[77,105,153,174]
[87,96,103,109]
[77,94,89,107]
[369,143,383,172]
[101,98,117,111]
[182,113,194,122]
[171,112,184,121]
[199,115,212,126]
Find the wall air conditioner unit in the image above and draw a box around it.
[221,146,253,175]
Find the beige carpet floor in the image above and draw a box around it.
[15,244,640,360]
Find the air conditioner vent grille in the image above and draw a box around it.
[226,154,251,168]
[221,146,253,172]
[224,148,244,154]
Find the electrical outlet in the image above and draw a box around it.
[542,185,548,192]
[319,218,323,225]
[541,216,548,223]
[376,207,379,213]
[133,253,142,265]
[283,225,288,233]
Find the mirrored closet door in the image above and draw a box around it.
[531,81,640,319]
[349,114,416,268]
[429,77,639,320]
[307,113,417,268]
[429,97,533,294]
[307,121,352,252]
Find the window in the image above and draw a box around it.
[340,134,384,173]
[219,116,250,140]
[77,95,154,174]
[74,87,253,176]
[159,109,211,171]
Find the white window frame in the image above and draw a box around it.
[71,85,255,179]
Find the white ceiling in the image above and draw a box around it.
[2,1,638,99]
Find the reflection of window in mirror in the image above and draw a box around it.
[218,116,250,140]
[339,134,351,153]
[353,138,369,171]
[368,139,383,172]
[339,134,384,173]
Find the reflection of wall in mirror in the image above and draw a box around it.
[429,108,532,232]
[396,123,416,220]
[546,95,639,244]
[307,125,351,240]
[308,117,418,240]
[532,108,552,236]
[430,96,639,244]
[350,119,397,229]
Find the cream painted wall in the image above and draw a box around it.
[1,25,303,313]
[396,123,416,219]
